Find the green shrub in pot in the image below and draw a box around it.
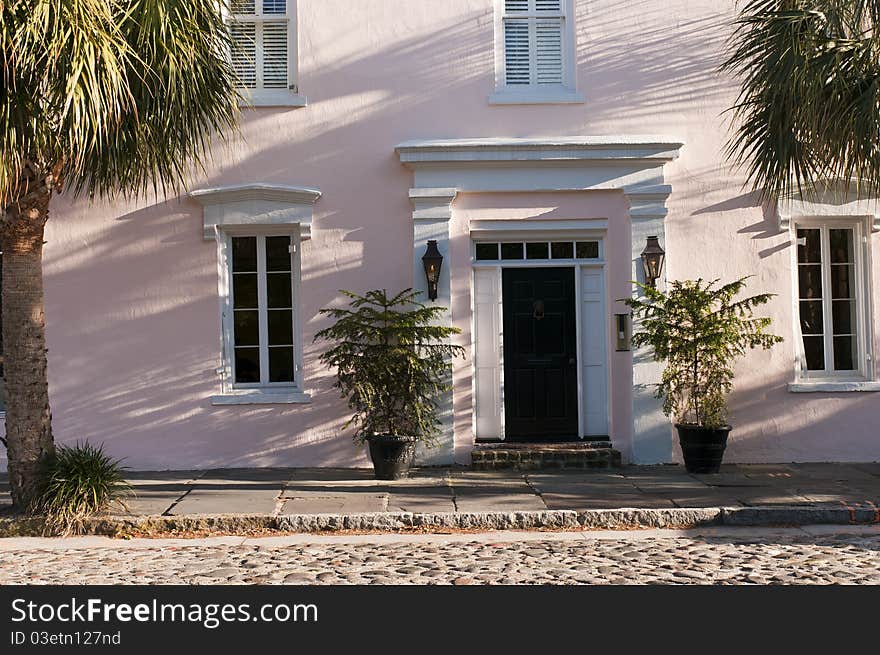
[624,277,782,473]
[315,289,465,479]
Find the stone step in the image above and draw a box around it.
[471,442,621,470]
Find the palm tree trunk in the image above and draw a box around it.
[2,184,54,509]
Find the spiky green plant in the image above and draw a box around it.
[1,0,239,508]
[315,289,466,445]
[723,1,880,201]
[29,442,131,536]
[624,277,783,428]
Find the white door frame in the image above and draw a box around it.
[470,234,609,441]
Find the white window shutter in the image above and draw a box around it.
[535,19,563,84]
[262,22,289,88]
[230,23,257,89]
[504,20,531,85]
[505,0,529,11]
[231,0,256,13]
[535,0,562,11]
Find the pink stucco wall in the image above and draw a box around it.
[2,0,878,470]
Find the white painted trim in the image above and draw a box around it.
[191,184,321,205]
[788,216,875,384]
[191,183,320,241]
[470,218,607,237]
[216,232,307,401]
[470,229,608,441]
[238,90,308,108]
[491,0,580,104]
[229,1,304,107]
[211,390,312,405]
[489,90,584,105]
[788,381,880,393]
[574,267,584,438]
[396,136,684,162]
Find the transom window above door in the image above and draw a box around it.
[474,240,600,261]
[491,0,582,104]
[795,222,868,378]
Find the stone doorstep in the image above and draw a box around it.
[471,445,621,471]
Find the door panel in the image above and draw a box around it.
[502,267,578,441]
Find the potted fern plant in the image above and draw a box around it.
[624,277,782,473]
[315,289,465,480]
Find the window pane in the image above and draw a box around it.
[267,272,292,308]
[501,243,524,259]
[796,229,821,263]
[802,336,825,371]
[235,348,261,383]
[268,310,293,346]
[833,336,856,371]
[831,264,853,299]
[799,301,823,335]
[262,0,286,14]
[234,310,260,346]
[475,243,499,261]
[575,241,599,258]
[269,347,295,382]
[266,236,292,272]
[232,274,258,309]
[832,300,855,335]
[232,237,257,272]
[526,242,549,259]
[797,265,822,299]
[829,229,854,264]
[551,242,573,259]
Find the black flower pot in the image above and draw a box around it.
[366,434,416,480]
[675,424,732,474]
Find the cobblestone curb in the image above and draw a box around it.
[2,505,878,537]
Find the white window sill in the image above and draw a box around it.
[788,380,880,393]
[237,90,308,108]
[211,390,312,405]
[489,89,584,105]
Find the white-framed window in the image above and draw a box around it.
[793,219,872,381]
[221,232,305,398]
[491,0,582,104]
[228,0,307,107]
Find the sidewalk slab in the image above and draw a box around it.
[169,488,281,516]
[1,463,879,536]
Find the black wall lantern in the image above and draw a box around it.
[641,235,666,288]
[422,240,443,301]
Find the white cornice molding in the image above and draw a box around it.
[395,136,683,165]
[777,183,880,233]
[191,183,321,206]
[396,136,684,222]
[190,183,321,240]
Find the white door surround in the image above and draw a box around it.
[471,229,608,442]
[396,136,684,465]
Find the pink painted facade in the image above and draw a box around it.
[2,0,878,470]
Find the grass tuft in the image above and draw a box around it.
[29,442,131,536]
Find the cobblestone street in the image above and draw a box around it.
[2,528,879,585]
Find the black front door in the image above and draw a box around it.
[502,267,578,441]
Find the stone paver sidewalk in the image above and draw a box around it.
[4,463,879,518]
